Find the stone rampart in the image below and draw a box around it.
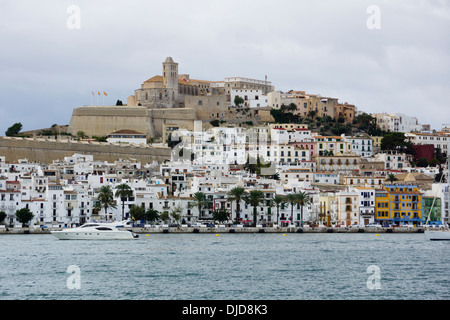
[0,137,171,164]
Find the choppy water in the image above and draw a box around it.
[0,233,449,300]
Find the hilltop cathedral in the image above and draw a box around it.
[127,57,212,108]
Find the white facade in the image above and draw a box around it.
[373,151,411,171]
[405,132,450,154]
[373,113,422,133]
[352,186,376,226]
[344,136,373,158]
[230,88,267,108]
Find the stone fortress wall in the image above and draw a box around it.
[67,105,197,139]
[0,136,172,164]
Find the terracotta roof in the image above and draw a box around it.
[144,75,163,83]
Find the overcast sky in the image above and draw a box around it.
[0,0,449,135]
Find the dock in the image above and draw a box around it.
[1,226,444,235]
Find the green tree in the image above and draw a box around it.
[188,192,208,219]
[355,113,376,132]
[114,183,133,220]
[210,119,220,127]
[212,209,229,224]
[5,122,22,137]
[272,195,286,225]
[15,208,34,227]
[129,205,145,221]
[385,173,398,183]
[285,193,299,226]
[416,157,429,167]
[234,95,244,107]
[381,132,413,153]
[434,165,447,183]
[296,191,311,227]
[170,204,183,224]
[145,209,160,224]
[160,211,170,224]
[0,211,7,224]
[227,187,245,223]
[76,131,86,139]
[97,185,117,218]
[243,189,265,226]
[285,192,311,227]
[307,110,317,119]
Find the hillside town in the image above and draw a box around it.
[1,57,449,230]
[1,121,449,229]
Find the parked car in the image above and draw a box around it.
[349,224,361,228]
[365,223,379,228]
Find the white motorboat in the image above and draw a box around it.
[425,229,450,241]
[51,222,139,240]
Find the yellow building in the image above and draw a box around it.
[371,136,383,148]
[375,184,423,226]
[315,136,352,156]
[318,193,336,226]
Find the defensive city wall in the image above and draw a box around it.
[0,136,172,164]
[68,105,197,138]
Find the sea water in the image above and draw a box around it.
[0,233,449,300]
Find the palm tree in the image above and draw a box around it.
[385,173,398,184]
[115,183,133,220]
[243,189,265,226]
[285,193,299,226]
[272,195,286,225]
[188,192,208,220]
[296,191,311,227]
[307,110,317,119]
[97,185,117,219]
[227,187,245,223]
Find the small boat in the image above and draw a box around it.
[425,229,450,241]
[51,222,139,240]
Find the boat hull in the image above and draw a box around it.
[51,230,138,240]
[425,230,450,241]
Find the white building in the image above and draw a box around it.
[372,151,411,171]
[352,186,376,226]
[372,113,422,133]
[405,132,450,154]
[107,129,147,145]
[230,88,268,108]
[343,136,373,158]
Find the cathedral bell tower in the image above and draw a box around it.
[162,57,179,106]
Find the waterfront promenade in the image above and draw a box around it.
[1,225,443,235]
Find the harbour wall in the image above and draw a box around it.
[0,136,172,164]
[0,226,436,235]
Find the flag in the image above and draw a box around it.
[103,91,107,96]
